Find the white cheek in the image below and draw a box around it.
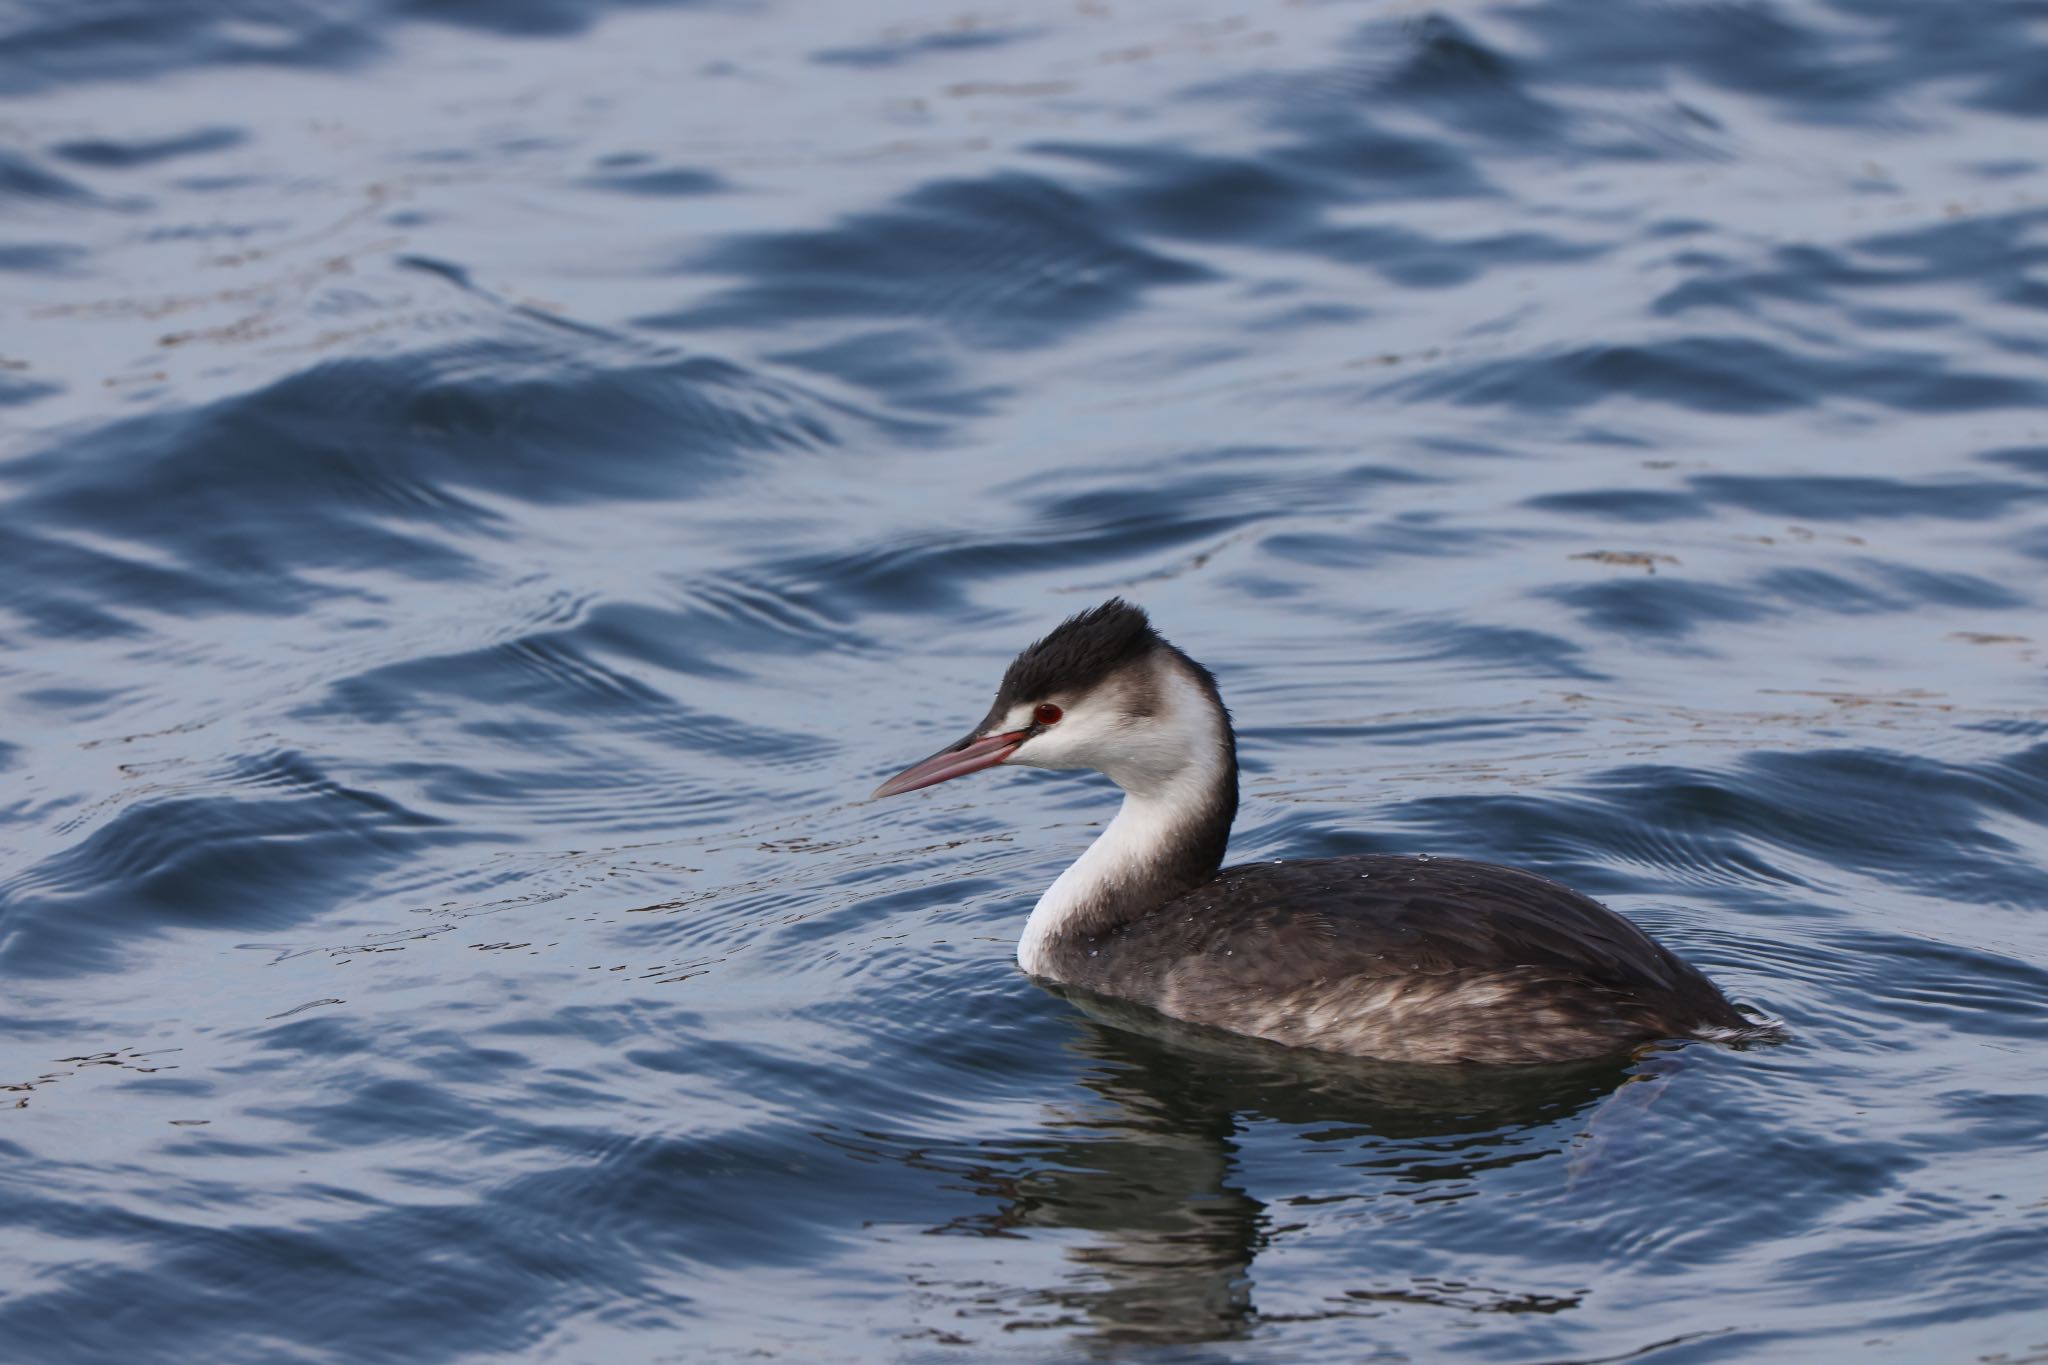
[1007,711,1119,771]
[1012,666,1223,791]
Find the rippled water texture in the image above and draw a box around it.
[4,1,2048,1360]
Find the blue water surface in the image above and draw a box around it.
[3,1,2047,1360]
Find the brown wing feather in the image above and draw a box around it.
[1056,855,1746,1062]
[1174,856,1704,988]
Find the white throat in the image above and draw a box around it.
[1014,786,1205,976]
[1014,665,1232,978]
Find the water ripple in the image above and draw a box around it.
[5,0,2048,1360]
[646,172,1211,351]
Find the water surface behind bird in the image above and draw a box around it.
[2,1,2046,1359]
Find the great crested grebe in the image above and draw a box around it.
[872,599,1750,1065]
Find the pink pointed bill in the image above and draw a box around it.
[871,730,1026,799]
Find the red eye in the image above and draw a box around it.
[1033,702,1062,726]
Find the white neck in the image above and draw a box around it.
[1016,747,1230,978]
[1018,795,1149,976]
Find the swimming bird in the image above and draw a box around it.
[871,599,1750,1065]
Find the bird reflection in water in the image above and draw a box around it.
[855,1001,1664,1349]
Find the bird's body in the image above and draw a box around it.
[1034,855,1744,1065]
[873,600,1751,1065]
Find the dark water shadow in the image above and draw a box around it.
[919,1001,1637,1349]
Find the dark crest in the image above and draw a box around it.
[993,599,1161,709]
